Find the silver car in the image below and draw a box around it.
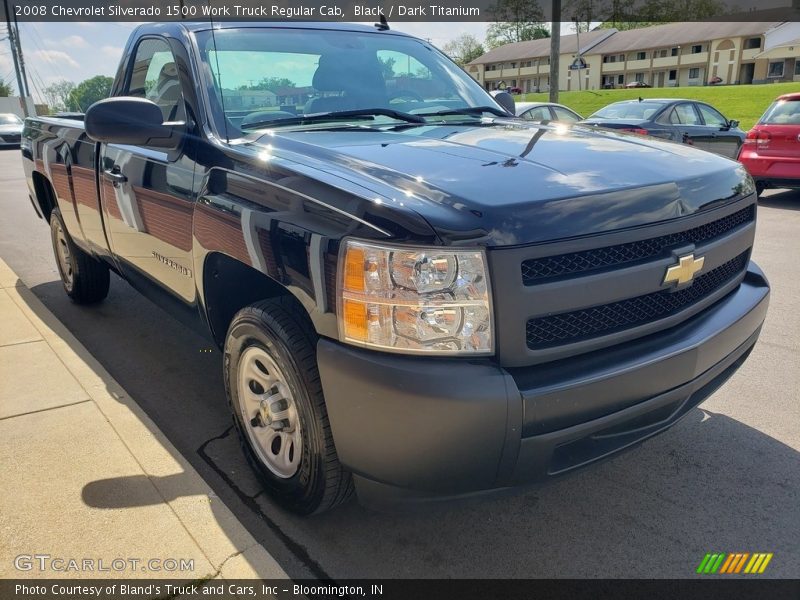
[0,113,23,147]
[515,102,582,123]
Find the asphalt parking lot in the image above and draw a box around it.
[0,147,797,579]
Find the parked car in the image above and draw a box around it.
[708,76,724,85]
[21,22,768,514]
[581,98,745,159]
[739,92,800,196]
[0,113,23,147]
[624,81,651,88]
[515,102,582,122]
[504,86,523,95]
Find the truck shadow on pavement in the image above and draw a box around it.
[30,279,800,579]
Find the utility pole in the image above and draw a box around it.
[573,17,582,92]
[12,4,30,98]
[549,0,561,103]
[3,0,28,115]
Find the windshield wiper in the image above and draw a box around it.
[415,106,510,119]
[243,108,425,130]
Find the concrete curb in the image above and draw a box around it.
[0,257,286,580]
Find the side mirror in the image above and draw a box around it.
[85,97,182,148]
[490,90,515,115]
[728,119,740,130]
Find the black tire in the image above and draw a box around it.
[755,181,766,198]
[224,297,353,515]
[50,208,110,304]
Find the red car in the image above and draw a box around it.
[738,92,800,196]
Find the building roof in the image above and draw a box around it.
[468,28,616,65]
[591,21,779,54]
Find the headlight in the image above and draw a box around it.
[337,240,493,355]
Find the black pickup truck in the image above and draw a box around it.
[21,22,769,514]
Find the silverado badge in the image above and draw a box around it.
[664,253,705,286]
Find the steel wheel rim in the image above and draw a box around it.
[54,221,74,288]
[237,346,302,479]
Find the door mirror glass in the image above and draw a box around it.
[728,119,740,129]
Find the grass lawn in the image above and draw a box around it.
[518,82,800,130]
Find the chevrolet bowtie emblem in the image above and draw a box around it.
[664,253,705,286]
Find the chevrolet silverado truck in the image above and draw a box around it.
[21,22,770,514]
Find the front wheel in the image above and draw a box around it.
[50,208,110,304]
[223,297,353,514]
[755,181,766,198]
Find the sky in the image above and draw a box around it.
[1,21,493,101]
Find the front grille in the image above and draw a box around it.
[521,206,754,285]
[525,251,749,349]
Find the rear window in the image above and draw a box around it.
[761,99,800,124]
[591,102,666,120]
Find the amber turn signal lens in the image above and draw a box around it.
[342,299,368,341]
[344,246,365,292]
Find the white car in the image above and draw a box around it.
[0,113,23,147]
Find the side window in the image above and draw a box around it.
[552,106,579,122]
[673,103,701,125]
[696,104,728,127]
[127,38,186,123]
[522,106,551,121]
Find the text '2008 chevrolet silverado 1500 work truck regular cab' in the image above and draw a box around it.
[21,22,769,514]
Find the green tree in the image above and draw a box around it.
[0,78,12,97]
[442,33,486,67]
[592,0,726,27]
[378,56,396,79]
[42,80,75,112]
[485,0,549,49]
[67,76,114,112]
[239,77,295,92]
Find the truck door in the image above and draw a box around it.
[98,36,197,304]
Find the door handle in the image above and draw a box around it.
[102,168,128,188]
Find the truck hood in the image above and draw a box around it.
[248,121,751,246]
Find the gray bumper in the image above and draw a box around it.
[317,262,769,509]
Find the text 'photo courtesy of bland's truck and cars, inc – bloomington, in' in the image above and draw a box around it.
[0,2,798,599]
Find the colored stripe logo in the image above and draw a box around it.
[697,552,773,574]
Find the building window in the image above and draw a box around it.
[669,69,677,80]
[636,51,646,60]
[656,49,668,58]
[795,61,800,75]
[671,47,680,56]
[635,73,645,82]
[618,74,624,84]
[510,62,517,68]
[745,37,761,50]
[769,61,785,77]
[691,45,703,54]
[689,68,700,79]
[603,55,615,63]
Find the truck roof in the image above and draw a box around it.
[134,21,415,37]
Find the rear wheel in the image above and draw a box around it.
[50,208,110,304]
[224,297,353,514]
[755,181,766,198]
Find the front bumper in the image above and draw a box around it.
[317,262,769,510]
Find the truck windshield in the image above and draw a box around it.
[194,27,500,137]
